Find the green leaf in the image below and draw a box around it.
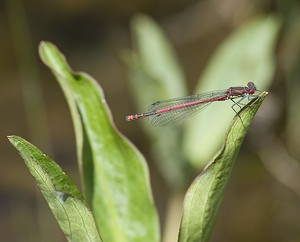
[8,135,102,242]
[178,91,268,242]
[131,14,187,102]
[184,15,281,167]
[124,14,194,187]
[39,41,160,242]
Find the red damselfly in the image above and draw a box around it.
[126,82,259,126]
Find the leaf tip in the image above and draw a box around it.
[7,135,17,144]
[7,135,26,150]
[39,40,50,53]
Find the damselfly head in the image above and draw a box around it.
[247,81,257,94]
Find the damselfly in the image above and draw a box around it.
[126,82,259,126]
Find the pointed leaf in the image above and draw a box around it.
[124,14,194,187]
[131,14,187,102]
[8,135,102,242]
[39,41,160,242]
[179,91,268,242]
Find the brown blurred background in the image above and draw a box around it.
[1,0,300,241]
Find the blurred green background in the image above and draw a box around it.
[1,0,300,241]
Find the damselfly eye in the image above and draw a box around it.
[247,82,256,89]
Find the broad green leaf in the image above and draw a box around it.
[124,14,194,187]
[131,14,187,102]
[39,41,160,242]
[178,91,268,242]
[184,15,280,167]
[8,135,102,242]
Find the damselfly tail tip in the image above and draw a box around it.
[126,114,142,122]
[126,112,148,122]
[125,115,134,122]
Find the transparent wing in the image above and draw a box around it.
[147,90,227,126]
